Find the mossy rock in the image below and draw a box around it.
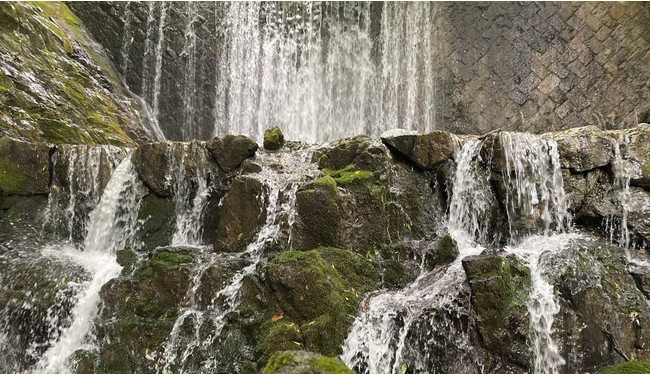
[259,247,379,363]
[598,361,650,374]
[294,179,341,250]
[322,164,374,186]
[424,234,459,270]
[462,253,531,366]
[264,126,285,150]
[0,139,50,196]
[263,350,354,374]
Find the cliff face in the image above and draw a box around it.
[0,2,149,146]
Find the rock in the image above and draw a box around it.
[381,129,455,170]
[261,247,378,362]
[621,123,650,189]
[316,135,386,172]
[462,254,531,367]
[52,144,126,196]
[264,127,285,150]
[293,177,341,250]
[213,176,268,253]
[547,237,650,372]
[629,264,650,299]
[424,234,459,270]
[553,125,614,172]
[136,193,176,252]
[262,350,354,374]
[132,141,219,197]
[0,2,148,145]
[0,139,50,196]
[206,135,258,172]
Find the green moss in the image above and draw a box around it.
[0,159,27,194]
[257,321,303,363]
[311,356,355,373]
[312,175,339,197]
[264,126,285,150]
[149,251,194,268]
[263,351,295,373]
[599,361,650,374]
[259,247,378,363]
[323,164,373,186]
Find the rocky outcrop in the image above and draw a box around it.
[0,2,149,145]
[0,139,50,197]
[381,129,455,170]
[205,135,258,172]
[621,124,650,189]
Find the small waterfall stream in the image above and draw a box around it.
[343,132,576,373]
[36,156,143,373]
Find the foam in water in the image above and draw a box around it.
[35,157,142,373]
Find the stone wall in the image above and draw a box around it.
[432,2,650,134]
[69,2,650,140]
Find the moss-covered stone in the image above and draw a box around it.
[263,350,354,374]
[598,361,650,374]
[0,139,50,196]
[294,179,342,250]
[115,249,137,275]
[259,247,378,363]
[323,164,374,186]
[425,234,459,269]
[462,254,531,366]
[264,126,286,150]
[0,2,147,145]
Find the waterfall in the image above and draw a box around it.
[606,139,633,250]
[35,157,143,373]
[156,147,319,373]
[343,133,574,373]
[168,142,213,247]
[117,2,438,142]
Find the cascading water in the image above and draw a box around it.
[156,147,319,373]
[35,156,143,373]
[343,132,575,373]
[117,2,439,142]
[44,145,126,242]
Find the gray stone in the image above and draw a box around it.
[205,135,258,172]
[381,129,455,170]
[553,125,614,172]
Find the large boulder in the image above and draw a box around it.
[553,126,615,172]
[132,141,219,197]
[462,254,531,367]
[0,139,50,197]
[293,177,341,251]
[206,135,258,172]
[381,129,455,170]
[260,247,378,362]
[213,176,268,253]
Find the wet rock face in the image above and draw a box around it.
[206,135,259,172]
[463,254,531,368]
[93,248,196,373]
[622,123,650,189]
[381,129,455,170]
[554,125,614,172]
[0,139,50,197]
[547,238,650,372]
[0,2,147,145]
[213,176,268,253]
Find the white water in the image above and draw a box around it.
[501,132,569,240]
[607,139,633,250]
[166,142,213,247]
[157,147,319,373]
[151,2,168,123]
[344,132,573,373]
[35,157,142,373]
